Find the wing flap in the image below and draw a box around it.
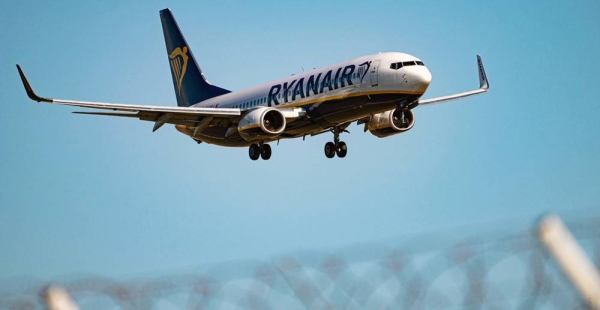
[72,111,139,117]
[73,110,210,128]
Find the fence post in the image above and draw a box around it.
[538,214,600,309]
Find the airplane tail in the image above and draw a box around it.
[160,9,230,107]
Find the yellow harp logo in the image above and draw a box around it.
[169,46,189,95]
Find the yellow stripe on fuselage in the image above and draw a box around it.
[267,89,423,109]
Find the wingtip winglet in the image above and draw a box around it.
[476,55,489,90]
[15,64,51,103]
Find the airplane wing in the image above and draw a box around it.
[16,65,241,132]
[417,55,489,107]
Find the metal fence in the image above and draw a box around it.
[2,215,599,310]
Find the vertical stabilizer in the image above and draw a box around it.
[160,9,230,107]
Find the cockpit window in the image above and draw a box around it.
[390,62,403,70]
[391,60,425,70]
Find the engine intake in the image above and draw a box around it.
[238,107,286,141]
[368,109,415,138]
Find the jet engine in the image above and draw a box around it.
[367,108,415,138]
[238,107,286,141]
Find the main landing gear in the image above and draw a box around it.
[324,126,348,159]
[249,142,271,161]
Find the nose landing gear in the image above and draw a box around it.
[324,126,348,159]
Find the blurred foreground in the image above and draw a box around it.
[1,214,599,310]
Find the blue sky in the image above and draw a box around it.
[1,0,599,280]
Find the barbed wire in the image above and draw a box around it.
[2,216,599,310]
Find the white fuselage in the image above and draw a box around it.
[176,52,432,146]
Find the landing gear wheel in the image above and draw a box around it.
[336,141,347,158]
[260,144,272,160]
[249,144,260,161]
[324,142,336,158]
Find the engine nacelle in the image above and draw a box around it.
[238,107,286,141]
[368,109,415,138]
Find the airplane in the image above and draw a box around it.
[16,8,489,161]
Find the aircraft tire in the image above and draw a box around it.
[336,141,347,158]
[261,144,272,160]
[324,142,336,158]
[249,144,260,160]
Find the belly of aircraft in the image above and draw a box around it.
[177,93,418,147]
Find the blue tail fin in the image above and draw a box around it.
[160,9,230,107]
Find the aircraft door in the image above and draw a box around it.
[371,60,381,87]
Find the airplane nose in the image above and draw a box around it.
[401,66,431,93]
[414,68,432,92]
